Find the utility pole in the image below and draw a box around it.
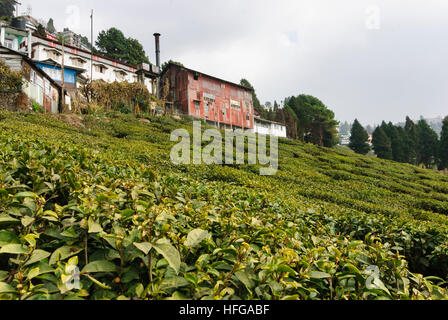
[90,9,93,82]
[61,37,65,112]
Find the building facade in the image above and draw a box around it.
[0,45,62,113]
[59,28,90,51]
[30,35,159,94]
[0,25,31,54]
[161,63,254,130]
[253,117,287,138]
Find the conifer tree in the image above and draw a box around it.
[439,116,448,170]
[349,119,370,155]
[372,126,392,160]
[404,116,419,164]
[416,119,439,168]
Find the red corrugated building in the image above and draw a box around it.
[161,62,254,130]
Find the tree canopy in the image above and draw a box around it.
[285,95,339,147]
[0,0,16,18]
[439,116,448,170]
[416,119,439,168]
[372,126,392,160]
[47,18,56,33]
[349,119,370,155]
[96,28,149,66]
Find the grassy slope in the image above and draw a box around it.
[1,111,448,300]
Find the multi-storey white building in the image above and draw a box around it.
[30,34,159,94]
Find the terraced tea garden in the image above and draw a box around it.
[1,111,448,300]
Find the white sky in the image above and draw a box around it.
[22,0,448,125]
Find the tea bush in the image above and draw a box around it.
[0,111,448,300]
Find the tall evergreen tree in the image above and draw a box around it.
[439,116,448,170]
[388,122,406,162]
[372,126,392,160]
[416,119,439,168]
[240,79,263,117]
[349,119,370,155]
[397,126,411,163]
[47,18,56,33]
[404,116,419,164]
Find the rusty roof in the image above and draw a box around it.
[162,61,254,92]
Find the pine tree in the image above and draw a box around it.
[372,126,392,160]
[388,123,406,162]
[416,119,439,168]
[397,126,411,163]
[439,116,448,170]
[47,18,56,33]
[404,116,419,164]
[349,119,370,154]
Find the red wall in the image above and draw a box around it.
[164,65,254,129]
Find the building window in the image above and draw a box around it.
[194,74,199,81]
[94,65,107,74]
[70,57,86,68]
[204,103,209,117]
[46,49,61,61]
[222,108,226,117]
[115,70,127,81]
[193,100,201,116]
[221,83,226,89]
[4,39,13,49]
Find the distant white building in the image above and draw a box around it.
[253,116,287,138]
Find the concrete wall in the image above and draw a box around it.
[254,119,287,138]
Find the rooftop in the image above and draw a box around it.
[162,61,254,92]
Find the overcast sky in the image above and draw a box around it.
[22,0,448,125]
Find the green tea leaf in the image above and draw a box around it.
[133,242,152,255]
[185,229,209,248]
[152,242,181,275]
[0,244,28,255]
[82,260,117,273]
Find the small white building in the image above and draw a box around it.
[253,116,287,138]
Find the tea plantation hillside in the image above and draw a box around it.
[1,111,448,300]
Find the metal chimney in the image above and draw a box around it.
[153,33,161,70]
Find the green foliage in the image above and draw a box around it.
[31,102,44,113]
[373,117,444,169]
[349,119,370,155]
[239,79,262,116]
[0,112,448,300]
[0,0,15,18]
[83,80,152,113]
[36,24,47,38]
[0,59,23,92]
[285,95,339,147]
[47,18,56,33]
[95,28,149,66]
[439,117,448,170]
[404,117,419,164]
[417,119,439,168]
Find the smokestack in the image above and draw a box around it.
[153,33,161,70]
